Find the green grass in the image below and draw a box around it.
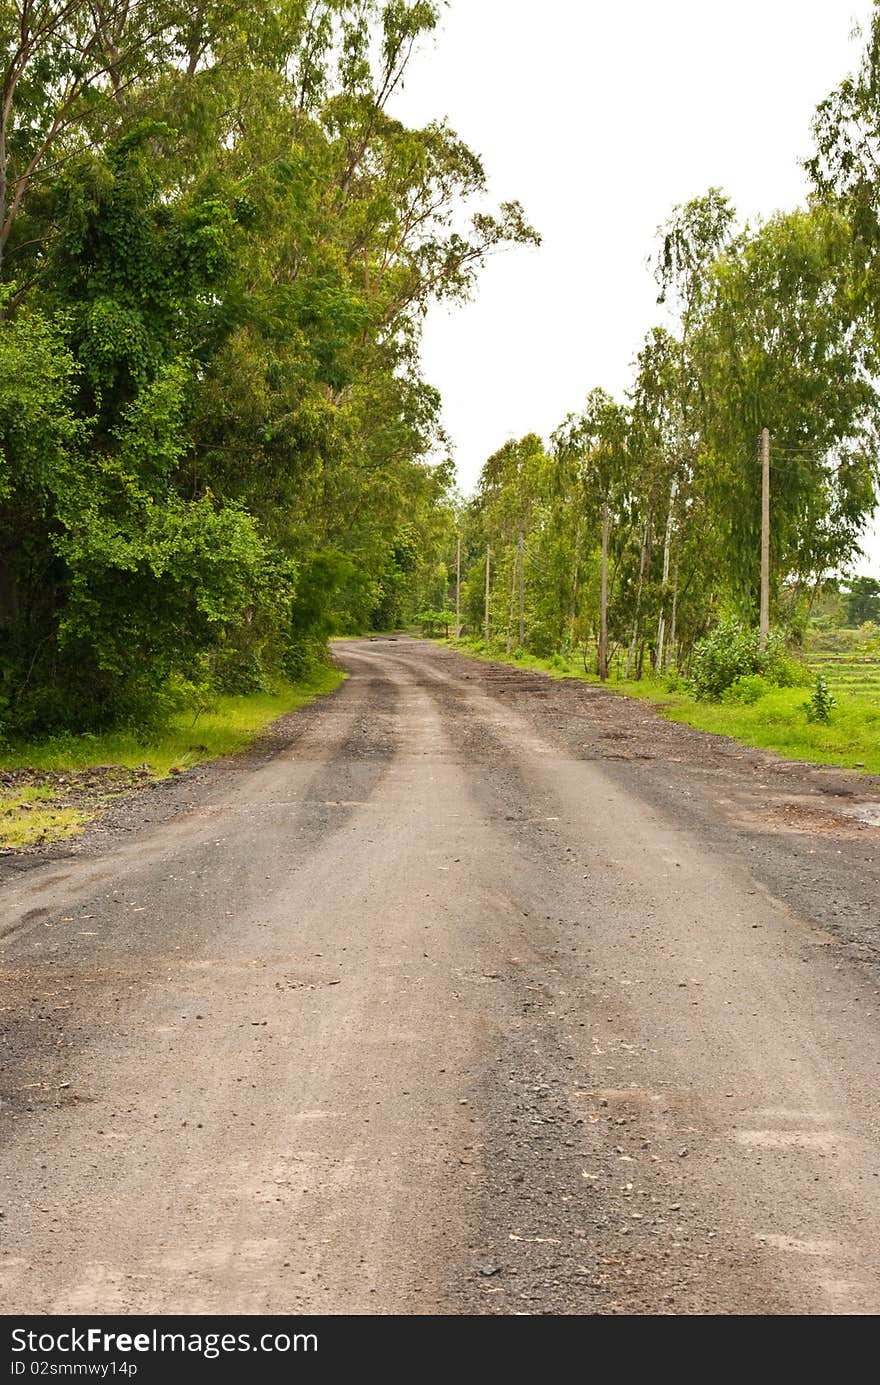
[0,791,91,848]
[661,686,880,774]
[437,637,593,682]
[0,664,346,777]
[0,663,346,850]
[442,637,880,775]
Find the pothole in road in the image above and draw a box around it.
[843,803,880,827]
[732,796,880,839]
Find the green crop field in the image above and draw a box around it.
[805,622,880,707]
[807,657,880,701]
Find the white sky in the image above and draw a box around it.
[391,0,880,573]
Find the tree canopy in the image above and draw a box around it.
[0,0,536,732]
[3,2,880,729]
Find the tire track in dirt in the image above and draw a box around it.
[384,641,880,1314]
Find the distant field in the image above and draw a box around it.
[806,620,880,707]
[807,656,880,702]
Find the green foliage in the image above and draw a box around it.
[3,0,879,750]
[722,673,772,705]
[0,666,346,779]
[690,622,766,701]
[804,672,837,723]
[689,622,808,702]
[769,653,813,689]
[416,608,454,636]
[0,2,529,737]
[843,576,880,625]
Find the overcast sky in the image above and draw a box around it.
[391,0,880,573]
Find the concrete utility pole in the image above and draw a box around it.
[518,529,525,647]
[484,544,491,645]
[760,427,770,648]
[454,536,461,639]
[506,546,517,656]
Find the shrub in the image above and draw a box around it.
[722,673,772,704]
[524,620,557,658]
[763,649,812,688]
[690,621,763,700]
[416,609,454,637]
[804,673,837,723]
[283,634,329,682]
[690,621,809,701]
[211,646,272,695]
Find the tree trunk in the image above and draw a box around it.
[626,513,651,679]
[656,476,678,672]
[598,507,610,681]
[484,545,491,644]
[669,550,680,670]
[569,516,581,639]
[517,529,525,647]
[0,114,7,283]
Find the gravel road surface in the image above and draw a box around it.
[2,637,880,1315]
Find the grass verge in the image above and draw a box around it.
[661,687,880,774]
[0,786,91,849]
[0,663,346,849]
[441,638,880,776]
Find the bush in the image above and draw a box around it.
[804,673,837,723]
[690,621,809,701]
[690,621,763,700]
[722,673,772,704]
[525,620,558,659]
[763,650,812,689]
[283,634,329,682]
[211,646,272,695]
[416,609,454,637]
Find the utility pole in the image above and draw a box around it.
[760,427,770,648]
[454,536,461,639]
[484,544,491,645]
[506,545,517,656]
[518,529,525,647]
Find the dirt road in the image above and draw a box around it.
[2,637,880,1315]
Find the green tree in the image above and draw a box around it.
[0,1,537,730]
[553,390,629,680]
[843,575,880,625]
[694,207,879,615]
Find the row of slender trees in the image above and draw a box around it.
[451,14,880,678]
